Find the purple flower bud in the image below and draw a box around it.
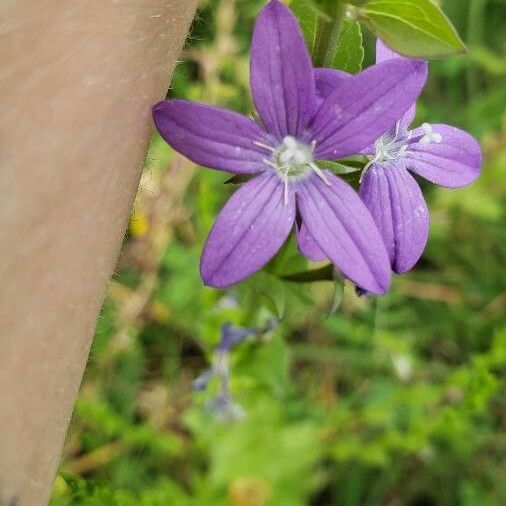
[192,368,214,391]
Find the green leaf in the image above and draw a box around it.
[237,333,290,394]
[224,174,255,185]
[317,159,364,175]
[267,234,308,276]
[282,263,334,283]
[328,278,344,316]
[333,19,364,72]
[242,271,312,319]
[290,0,321,50]
[359,0,467,59]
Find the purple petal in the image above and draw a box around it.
[405,124,482,188]
[250,0,317,139]
[359,163,429,274]
[315,68,350,101]
[375,38,427,75]
[201,171,295,287]
[153,100,268,174]
[296,222,327,262]
[376,39,426,128]
[311,59,427,159]
[297,171,391,294]
[376,38,399,63]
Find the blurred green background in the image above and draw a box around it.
[51,0,505,504]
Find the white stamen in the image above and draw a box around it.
[253,140,276,152]
[394,120,402,138]
[264,158,290,174]
[360,159,375,183]
[263,158,280,169]
[309,162,331,186]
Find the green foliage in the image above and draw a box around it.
[332,19,364,72]
[359,0,467,58]
[289,0,320,50]
[51,1,506,505]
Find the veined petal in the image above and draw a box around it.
[376,38,399,63]
[405,124,482,187]
[315,68,350,101]
[153,100,268,174]
[201,171,295,287]
[359,163,429,274]
[250,0,317,139]
[376,39,427,128]
[297,171,391,294]
[296,222,327,262]
[359,164,395,265]
[311,59,427,159]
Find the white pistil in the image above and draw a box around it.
[420,123,442,145]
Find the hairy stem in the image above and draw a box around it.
[312,0,346,67]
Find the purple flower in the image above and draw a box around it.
[193,323,265,422]
[302,40,482,276]
[218,322,257,352]
[193,322,260,392]
[153,0,427,294]
[361,41,482,273]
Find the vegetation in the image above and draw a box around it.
[51,1,505,504]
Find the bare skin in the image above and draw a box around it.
[0,1,197,504]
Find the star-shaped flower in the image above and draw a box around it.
[153,0,427,294]
[299,39,482,276]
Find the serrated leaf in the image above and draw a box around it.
[360,0,466,59]
[333,19,364,72]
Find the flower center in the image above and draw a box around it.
[254,136,330,205]
[374,122,443,164]
[273,136,314,179]
[374,127,409,164]
[360,122,443,183]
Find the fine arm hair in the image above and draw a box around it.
[0,1,197,504]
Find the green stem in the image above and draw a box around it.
[312,0,346,67]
